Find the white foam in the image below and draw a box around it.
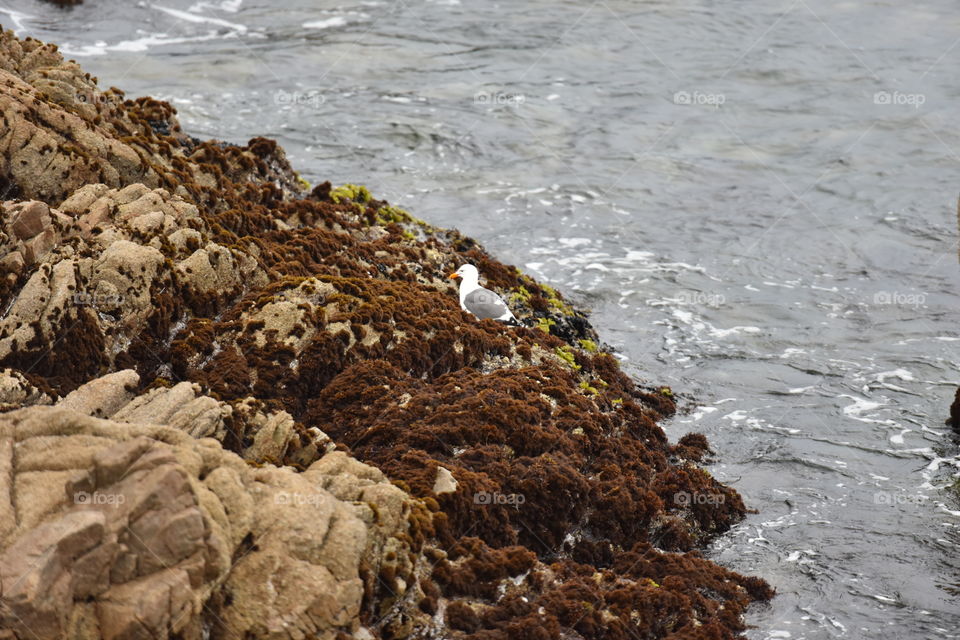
[710,325,761,338]
[153,4,247,32]
[63,31,225,56]
[189,0,243,10]
[685,406,718,421]
[889,429,910,445]
[557,237,592,248]
[304,16,349,29]
[0,6,34,32]
[840,395,884,419]
[723,410,748,421]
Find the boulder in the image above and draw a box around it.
[0,405,437,640]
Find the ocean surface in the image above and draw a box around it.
[7,0,960,637]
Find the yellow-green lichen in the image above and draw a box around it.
[376,205,413,224]
[541,282,575,316]
[555,345,581,370]
[536,317,555,334]
[374,205,434,232]
[330,183,372,205]
[658,386,674,397]
[512,286,533,305]
[578,339,598,353]
[579,380,598,395]
[295,173,311,191]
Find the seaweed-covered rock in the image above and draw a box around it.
[0,27,772,640]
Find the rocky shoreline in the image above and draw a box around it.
[0,29,772,640]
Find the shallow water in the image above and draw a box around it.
[10,0,960,637]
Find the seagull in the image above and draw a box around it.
[448,264,519,324]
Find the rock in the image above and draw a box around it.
[433,466,458,495]
[242,407,296,463]
[11,201,51,240]
[0,56,154,203]
[58,370,140,418]
[949,387,960,429]
[0,509,106,638]
[0,27,773,640]
[0,405,438,640]
[0,368,52,411]
[0,249,25,275]
[21,226,58,264]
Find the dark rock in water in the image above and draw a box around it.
[0,27,772,640]
[948,387,960,429]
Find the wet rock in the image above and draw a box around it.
[949,387,960,430]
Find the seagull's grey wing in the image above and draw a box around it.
[463,287,514,321]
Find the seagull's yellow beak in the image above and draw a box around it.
[448,272,460,279]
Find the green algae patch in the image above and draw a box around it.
[330,183,372,204]
[540,282,575,316]
[536,317,555,334]
[376,205,413,224]
[554,345,581,370]
[511,286,532,305]
[578,338,598,353]
[579,380,598,395]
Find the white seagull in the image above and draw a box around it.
[448,264,519,324]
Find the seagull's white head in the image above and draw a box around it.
[448,264,479,285]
